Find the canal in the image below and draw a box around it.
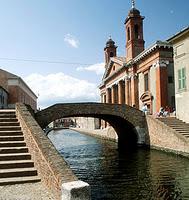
[48,129,189,200]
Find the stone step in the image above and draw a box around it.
[0,110,16,115]
[0,131,23,136]
[161,121,186,125]
[0,114,16,119]
[0,126,21,131]
[0,147,28,154]
[0,109,15,112]
[0,136,24,142]
[0,141,26,148]
[172,128,189,131]
[181,133,189,136]
[0,167,37,178]
[168,124,189,127]
[0,118,18,122]
[177,131,189,133]
[0,153,31,161]
[0,160,34,169]
[0,175,40,186]
[0,122,20,126]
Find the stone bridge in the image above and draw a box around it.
[35,103,149,148]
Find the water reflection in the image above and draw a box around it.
[49,129,189,200]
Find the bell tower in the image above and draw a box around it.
[104,37,117,66]
[125,0,145,62]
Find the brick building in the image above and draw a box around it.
[0,68,37,110]
[168,27,189,122]
[99,2,175,117]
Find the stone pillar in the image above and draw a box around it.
[118,80,124,104]
[111,85,116,104]
[106,88,111,103]
[114,84,118,104]
[100,94,103,103]
[130,74,139,108]
[62,180,91,200]
[125,78,130,105]
[155,61,168,112]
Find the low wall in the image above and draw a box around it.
[16,103,78,200]
[71,127,118,142]
[146,115,189,156]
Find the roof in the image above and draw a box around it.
[100,40,172,87]
[167,26,189,42]
[0,68,18,79]
[0,86,8,94]
[130,40,172,65]
[0,68,37,98]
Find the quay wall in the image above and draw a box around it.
[70,127,118,142]
[146,115,189,156]
[16,103,78,200]
[72,116,189,157]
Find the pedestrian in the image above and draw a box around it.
[142,104,148,115]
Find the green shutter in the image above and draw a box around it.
[178,68,186,90]
[178,69,181,89]
[182,68,186,89]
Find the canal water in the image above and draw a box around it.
[48,129,189,200]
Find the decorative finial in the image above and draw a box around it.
[132,0,135,8]
[109,35,112,40]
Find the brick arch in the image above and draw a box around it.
[35,103,148,148]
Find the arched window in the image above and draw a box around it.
[127,27,130,41]
[134,24,139,39]
[110,52,114,57]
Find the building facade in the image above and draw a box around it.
[0,69,37,111]
[74,117,100,130]
[99,3,175,119]
[168,27,189,122]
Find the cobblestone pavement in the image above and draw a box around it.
[0,182,55,200]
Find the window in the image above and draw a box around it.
[178,68,186,90]
[144,73,149,91]
[110,52,114,57]
[134,24,139,39]
[127,27,130,41]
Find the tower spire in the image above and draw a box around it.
[132,0,135,8]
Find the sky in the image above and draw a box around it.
[0,0,188,108]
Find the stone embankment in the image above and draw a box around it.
[147,115,189,157]
[73,116,189,158]
[71,127,118,142]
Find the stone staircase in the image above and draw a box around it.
[0,109,40,185]
[157,117,189,138]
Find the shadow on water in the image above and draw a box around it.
[48,129,189,200]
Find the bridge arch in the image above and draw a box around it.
[35,103,148,148]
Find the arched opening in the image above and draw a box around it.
[127,27,131,41]
[134,24,139,39]
[110,51,114,57]
[46,114,138,150]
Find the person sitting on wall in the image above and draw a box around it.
[158,107,164,117]
[163,106,170,117]
[142,104,148,115]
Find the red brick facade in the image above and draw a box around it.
[0,69,37,111]
[99,5,175,124]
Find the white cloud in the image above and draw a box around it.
[24,73,100,108]
[76,63,105,75]
[64,34,79,48]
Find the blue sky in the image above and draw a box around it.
[0,0,188,107]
